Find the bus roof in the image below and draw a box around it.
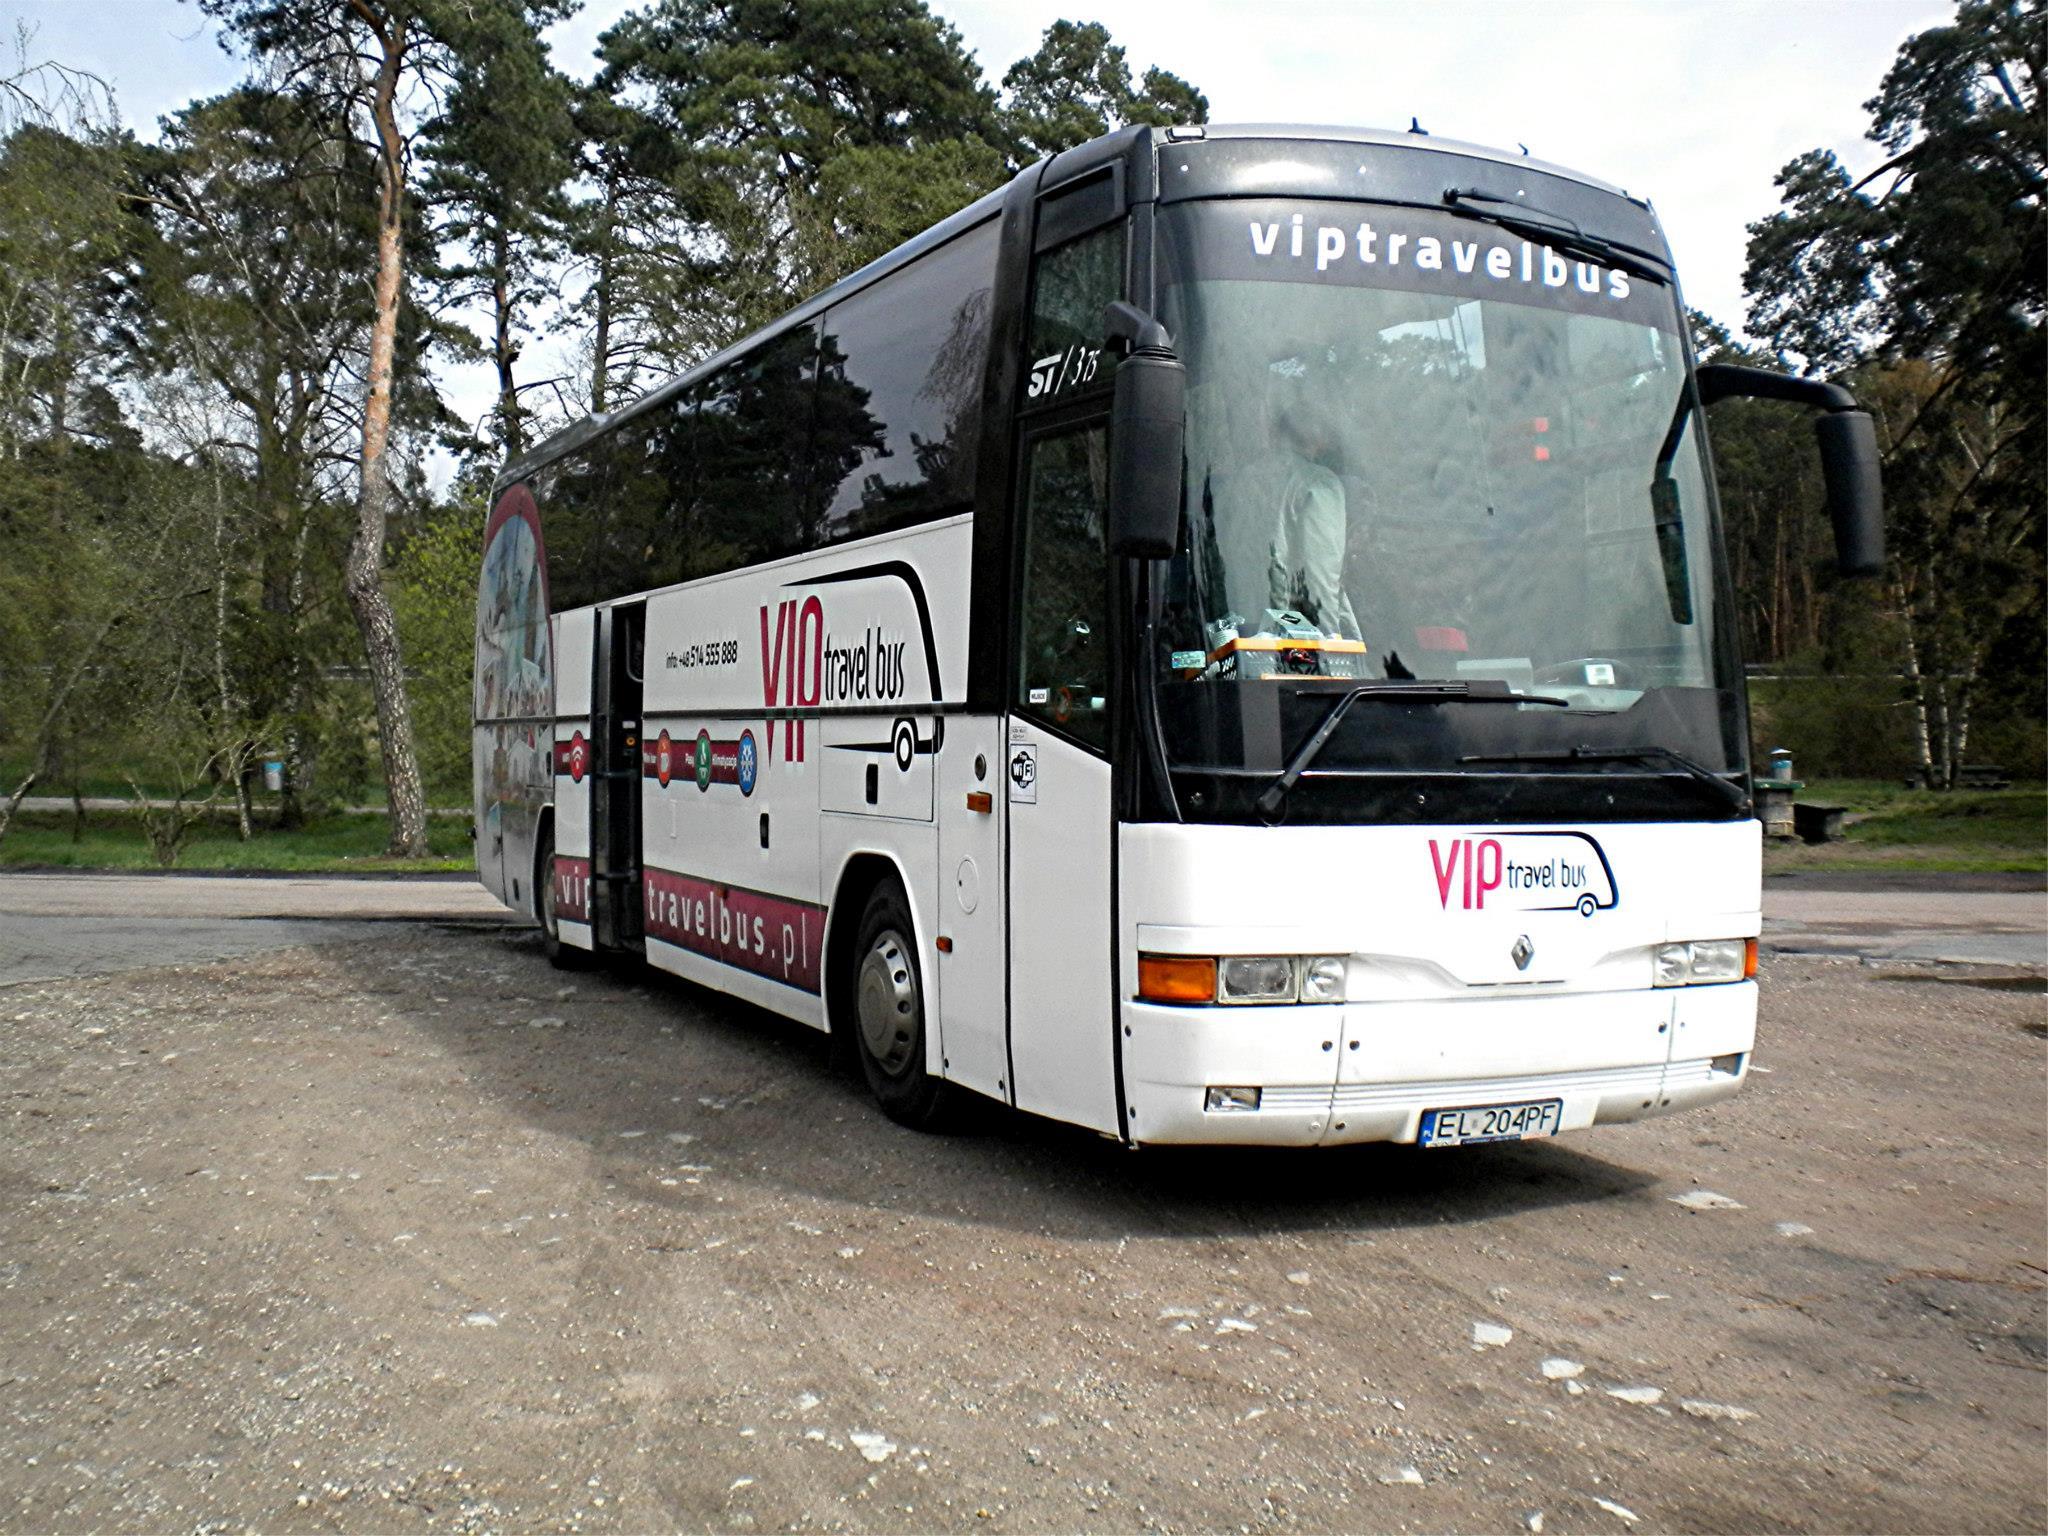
[1176,122,1639,203]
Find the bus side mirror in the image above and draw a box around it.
[1696,362,1885,577]
[1104,301,1185,559]
[1815,410,1884,576]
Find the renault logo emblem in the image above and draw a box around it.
[1511,935,1535,971]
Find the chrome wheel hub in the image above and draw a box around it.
[856,927,919,1078]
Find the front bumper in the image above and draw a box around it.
[1121,979,1756,1147]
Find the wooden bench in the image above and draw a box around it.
[1900,765,2013,791]
[1959,764,2011,790]
[1793,802,1846,844]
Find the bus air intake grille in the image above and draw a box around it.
[1331,1062,1665,1113]
[1254,1085,1337,1114]
[1660,1057,1727,1090]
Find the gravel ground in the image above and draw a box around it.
[0,927,2042,1534]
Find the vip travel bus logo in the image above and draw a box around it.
[758,597,915,764]
[1184,200,1674,331]
[1428,831,1618,917]
[1249,211,1634,302]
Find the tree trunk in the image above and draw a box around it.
[209,452,252,840]
[347,15,431,860]
[279,509,312,830]
[1932,669,1954,790]
[1898,584,1937,790]
[590,175,617,414]
[1950,674,1974,787]
[492,222,522,458]
[0,773,35,848]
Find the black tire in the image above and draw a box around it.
[849,880,951,1129]
[535,823,591,971]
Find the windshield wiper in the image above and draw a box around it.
[1457,744,1749,809]
[1256,683,1567,820]
[1441,188,1670,285]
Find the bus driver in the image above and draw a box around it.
[1231,360,1360,643]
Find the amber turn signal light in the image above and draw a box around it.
[1744,938,1759,979]
[1137,954,1216,1004]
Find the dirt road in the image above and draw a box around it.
[0,899,2042,1532]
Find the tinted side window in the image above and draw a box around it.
[813,221,997,538]
[603,398,685,593]
[694,322,821,569]
[1025,223,1123,410]
[537,448,611,613]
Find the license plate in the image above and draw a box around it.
[1420,1098,1564,1147]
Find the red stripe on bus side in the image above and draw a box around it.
[642,868,825,994]
[550,856,592,923]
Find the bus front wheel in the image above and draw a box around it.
[851,881,951,1130]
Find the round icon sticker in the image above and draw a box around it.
[655,729,672,788]
[1053,686,1073,723]
[567,729,588,783]
[736,730,758,797]
[694,730,713,792]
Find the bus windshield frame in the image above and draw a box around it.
[1145,195,1749,826]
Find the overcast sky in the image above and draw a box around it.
[15,0,1951,440]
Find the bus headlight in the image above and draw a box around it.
[1139,954,1348,1005]
[1299,955,1348,1003]
[1653,939,1756,986]
[1218,956,1296,1004]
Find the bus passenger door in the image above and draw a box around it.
[549,608,598,950]
[592,602,645,951]
[1003,420,1120,1136]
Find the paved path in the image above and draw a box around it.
[1760,880,2045,969]
[0,874,509,988]
[0,871,507,921]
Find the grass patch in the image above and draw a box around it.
[1765,781,2045,875]
[0,809,474,873]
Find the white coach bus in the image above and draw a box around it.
[475,124,1882,1147]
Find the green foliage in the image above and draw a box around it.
[1761,780,2045,874]
[0,808,474,871]
[998,19,1208,162]
[0,122,147,455]
[0,0,1210,863]
[584,4,1209,373]
[1739,0,2044,788]
[421,2,580,460]
[394,503,483,799]
[593,0,998,348]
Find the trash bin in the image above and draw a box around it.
[263,760,284,793]
[1753,749,1802,839]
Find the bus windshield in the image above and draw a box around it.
[1152,198,1744,817]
